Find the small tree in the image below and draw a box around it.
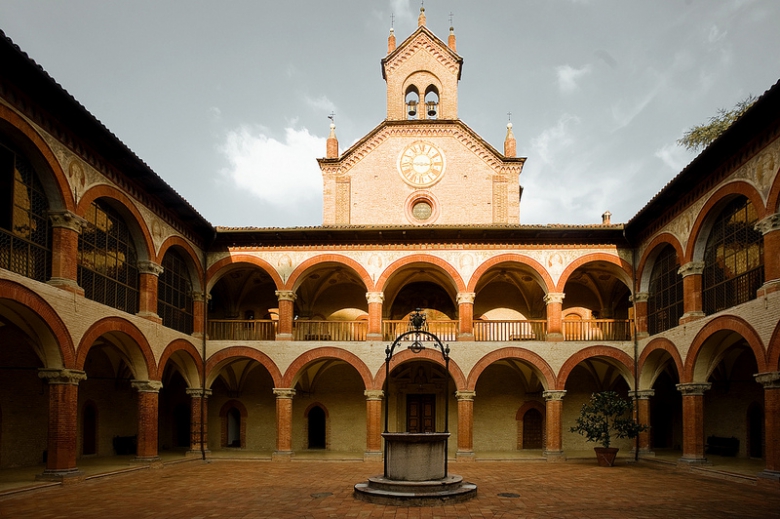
[677,95,757,152]
[570,391,648,449]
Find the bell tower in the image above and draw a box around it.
[381,7,463,121]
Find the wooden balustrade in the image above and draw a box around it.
[381,320,459,341]
[472,320,547,341]
[562,319,632,341]
[208,319,276,340]
[293,320,367,341]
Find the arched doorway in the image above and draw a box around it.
[227,408,241,447]
[522,408,544,449]
[307,405,326,449]
[747,402,764,459]
[82,402,97,455]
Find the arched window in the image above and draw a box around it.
[703,197,764,314]
[158,248,194,333]
[647,245,683,334]
[424,87,439,119]
[0,138,51,282]
[405,87,420,120]
[78,200,139,313]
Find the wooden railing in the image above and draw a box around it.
[563,319,632,341]
[208,319,276,341]
[382,320,459,341]
[293,320,367,341]
[473,320,547,341]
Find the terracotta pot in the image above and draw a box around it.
[594,447,619,467]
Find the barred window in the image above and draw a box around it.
[703,197,764,315]
[78,201,139,313]
[0,139,51,282]
[158,248,194,334]
[647,245,683,334]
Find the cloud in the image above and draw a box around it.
[220,125,324,207]
[655,141,693,173]
[529,114,581,165]
[556,64,591,94]
[305,95,336,114]
[390,0,414,25]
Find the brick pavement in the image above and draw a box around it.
[1,460,779,518]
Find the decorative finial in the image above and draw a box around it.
[449,11,454,29]
[328,112,335,125]
[390,12,394,29]
[418,2,426,26]
[507,111,512,122]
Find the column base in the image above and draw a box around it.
[134,456,163,466]
[272,450,294,462]
[677,456,709,466]
[46,277,85,295]
[679,312,705,324]
[456,450,476,462]
[36,468,84,483]
[275,333,293,341]
[366,333,383,341]
[457,333,474,341]
[757,279,780,296]
[546,333,564,343]
[544,450,566,462]
[135,311,162,324]
[758,470,780,485]
[635,331,649,341]
[187,449,211,457]
[363,451,383,461]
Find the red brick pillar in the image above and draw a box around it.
[455,390,476,461]
[544,293,565,342]
[186,388,211,454]
[366,292,384,341]
[755,372,780,480]
[273,388,295,461]
[630,389,654,454]
[678,262,705,324]
[632,292,649,339]
[192,291,206,337]
[132,380,163,461]
[136,261,164,324]
[275,291,296,341]
[756,214,780,296]
[364,390,383,459]
[676,382,710,464]
[47,210,86,295]
[457,292,475,340]
[543,389,566,461]
[36,368,86,481]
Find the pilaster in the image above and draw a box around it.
[364,389,384,459]
[273,388,296,460]
[186,388,212,454]
[542,389,566,461]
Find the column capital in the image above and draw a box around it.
[186,388,213,398]
[544,292,565,305]
[38,368,86,385]
[364,389,384,400]
[48,210,87,232]
[455,390,476,402]
[755,213,780,235]
[629,389,655,399]
[676,382,711,396]
[542,389,566,401]
[273,388,296,399]
[678,261,705,277]
[365,292,384,304]
[275,290,296,302]
[191,291,211,303]
[755,371,780,389]
[131,380,163,393]
[456,292,476,305]
[137,260,164,277]
[630,292,649,303]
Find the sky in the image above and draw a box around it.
[1,0,779,228]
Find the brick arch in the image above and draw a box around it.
[156,236,205,290]
[556,345,635,390]
[75,317,157,380]
[555,252,633,292]
[77,184,155,262]
[219,399,247,448]
[304,402,330,419]
[0,279,75,368]
[282,347,373,389]
[206,255,283,292]
[685,181,767,262]
[284,254,374,292]
[636,233,685,291]
[375,254,466,293]
[466,347,556,391]
[638,337,684,390]
[0,103,73,212]
[768,320,780,371]
[156,339,203,382]
[683,315,767,383]
[205,346,282,388]
[373,348,467,391]
[515,400,545,420]
[466,253,554,293]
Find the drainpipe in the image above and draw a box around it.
[625,228,640,462]
[200,230,216,461]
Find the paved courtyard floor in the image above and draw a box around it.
[1,459,778,518]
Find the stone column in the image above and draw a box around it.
[191,291,208,338]
[676,382,711,464]
[544,293,565,342]
[186,388,212,455]
[131,380,163,462]
[366,292,384,341]
[756,214,780,296]
[755,372,780,481]
[678,262,705,324]
[273,388,296,461]
[456,292,475,340]
[364,389,384,460]
[275,291,296,341]
[630,389,655,455]
[136,261,164,323]
[542,389,566,461]
[455,390,476,461]
[632,292,649,339]
[47,210,86,294]
[36,368,86,481]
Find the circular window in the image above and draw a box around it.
[412,201,433,221]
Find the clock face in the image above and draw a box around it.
[398,141,445,187]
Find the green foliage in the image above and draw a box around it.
[677,95,757,152]
[569,391,648,448]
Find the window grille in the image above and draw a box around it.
[703,197,764,315]
[77,201,139,313]
[0,140,51,282]
[647,245,683,334]
[158,249,194,334]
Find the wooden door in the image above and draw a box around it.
[407,394,435,433]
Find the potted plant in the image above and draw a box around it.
[569,391,648,466]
